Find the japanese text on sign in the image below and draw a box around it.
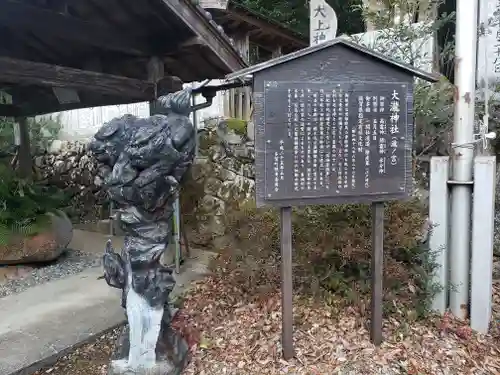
[262,81,409,202]
[309,0,337,46]
[477,0,500,88]
[493,0,500,73]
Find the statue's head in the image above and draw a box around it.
[88,88,196,212]
[88,114,137,166]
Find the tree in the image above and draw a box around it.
[238,0,366,36]
[436,0,455,81]
[351,0,456,158]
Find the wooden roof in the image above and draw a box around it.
[201,0,308,54]
[0,0,247,117]
[226,38,440,82]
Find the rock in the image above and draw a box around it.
[0,211,73,265]
[33,139,105,221]
[49,139,63,154]
[34,156,45,168]
[418,217,431,243]
[48,210,73,248]
[246,120,255,141]
[0,265,34,284]
[181,118,257,244]
[94,175,104,187]
[216,118,246,145]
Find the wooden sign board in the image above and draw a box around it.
[256,81,412,207]
[226,38,438,357]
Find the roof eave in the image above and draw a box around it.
[226,38,439,83]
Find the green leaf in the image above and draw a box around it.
[199,336,211,349]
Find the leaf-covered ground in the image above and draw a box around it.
[34,276,500,375]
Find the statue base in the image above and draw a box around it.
[108,359,174,375]
[108,322,190,375]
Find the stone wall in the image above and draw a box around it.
[30,118,256,236]
[181,118,255,245]
[34,140,107,222]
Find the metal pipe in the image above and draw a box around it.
[173,197,181,274]
[192,93,199,158]
[449,0,478,319]
[191,94,214,112]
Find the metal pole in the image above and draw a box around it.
[370,202,384,345]
[280,206,294,360]
[470,156,496,333]
[449,0,478,319]
[429,157,450,314]
[173,197,181,274]
[192,90,199,158]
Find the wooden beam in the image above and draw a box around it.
[0,103,21,117]
[180,36,207,48]
[228,9,307,47]
[0,57,183,100]
[0,96,150,118]
[157,0,246,73]
[1,80,251,118]
[0,0,153,55]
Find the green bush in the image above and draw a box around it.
[0,165,69,245]
[212,199,438,319]
[224,118,247,136]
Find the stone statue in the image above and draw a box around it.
[89,88,196,375]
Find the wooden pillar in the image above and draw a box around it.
[272,46,283,58]
[244,86,252,121]
[229,89,235,117]
[370,202,384,345]
[223,90,230,117]
[228,33,250,119]
[234,32,250,62]
[14,116,32,179]
[237,89,243,119]
[280,206,294,359]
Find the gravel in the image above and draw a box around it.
[0,249,102,298]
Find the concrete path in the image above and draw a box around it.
[69,229,124,255]
[0,248,215,375]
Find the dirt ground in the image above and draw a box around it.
[32,329,119,375]
[31,276,500,375]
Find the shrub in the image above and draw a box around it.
[212,199,437,319]
[0,165,69,245]
[0,114,62,155]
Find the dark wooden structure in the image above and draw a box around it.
[226,38,439,357]
[202,0,307,59]
[199,0,308,121]
[0,0,247,118]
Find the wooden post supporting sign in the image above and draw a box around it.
[280,206,294,359]
[370,202,384,345]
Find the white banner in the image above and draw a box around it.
[309,0,338,46]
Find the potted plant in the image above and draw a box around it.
[0,165,73,265]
